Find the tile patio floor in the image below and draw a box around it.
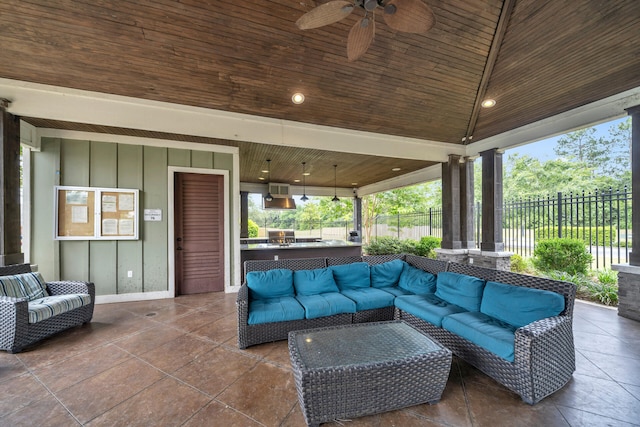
[1,293,639,426]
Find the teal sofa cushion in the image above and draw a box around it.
[293,268,339,296]
[442,311,517,362]
[370,259,405,288]
[435,272,486,312]
[395,294,467,327]
[248,296,305,325]
[398,263,437,295]
[246,269,294,301]
[296,292,356,319]
[340,288,395,311]
[379,286,413,297]
[481,281,565,328]
[329,262,371,290]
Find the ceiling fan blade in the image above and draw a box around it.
[347,16,375,62]
[296,1,354,30]
[383,0,436,34]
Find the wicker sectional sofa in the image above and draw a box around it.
[237,254,576,404]
[0,263,95,353]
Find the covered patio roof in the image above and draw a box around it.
[1,0,640,193]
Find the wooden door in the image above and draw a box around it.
[174,173,225,294]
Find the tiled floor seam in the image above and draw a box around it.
[26,367,84,426]
[556,404,640,427]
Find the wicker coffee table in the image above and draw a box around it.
[288,320,452,427]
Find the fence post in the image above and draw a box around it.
[397,214,400,239]
[557,192,563,238]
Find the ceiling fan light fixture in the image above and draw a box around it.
[384,4,397,14]
[301,161,309,202]
[364,0,378,11]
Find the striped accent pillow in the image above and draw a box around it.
[0,275,26,298]
[0,272,49,301]
[28,294,91,324]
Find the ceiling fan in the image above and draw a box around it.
[296,0,436,61]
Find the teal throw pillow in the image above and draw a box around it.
[293,268,339,296]
[398,263,437,294]
[246,269,294,300]
[329,262,371,290]
[481,281,565,328]
[370,259,405,288]
[435,272,486,312]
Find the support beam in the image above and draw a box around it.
[460,157,476,249]
[480,148,504,252]
[352,196,362,242]
[0,99,24,266]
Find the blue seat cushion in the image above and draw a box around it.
[329,262,371,290]
[248,296,305,325]
[397,263,437,295]
[296,292,356,319]
[481,281,565,328]
[340,288,395,311]
[246,269,294,301]
[435,272,486,312]
[442,311,517,362]
[293,268,339,296]
[395,294,467,327]
[0,272,49,301]
[379,286,414,297]
[370,259,405,288]
[28,294,91,323]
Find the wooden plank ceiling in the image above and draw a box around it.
[1,0,640,188]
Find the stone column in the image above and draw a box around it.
[441,154,461,249]
[613,104,640,321]
[437,155,468,263]
[240,191,249,238]
[468,148,511,270]
[0,100,25,266]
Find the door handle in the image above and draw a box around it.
[177,237,182,242]
[177,247,183,250]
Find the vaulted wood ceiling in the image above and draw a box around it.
[1,0,640,190]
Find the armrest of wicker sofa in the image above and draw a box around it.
[514,315,575,403]
[0,296,29,352]
[236,284,250,325]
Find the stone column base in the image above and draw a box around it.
[0,253,25,266]
[611,264,640,321]
[468,249,513,271]
[435,249,469,264]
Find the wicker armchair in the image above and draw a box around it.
[0,264,95,353]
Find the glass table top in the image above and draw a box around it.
[292,321,444,369]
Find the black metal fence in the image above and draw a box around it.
[371,188,631,270]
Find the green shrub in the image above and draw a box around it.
[415,236,441,258]
[247,219,259,238]
[363,236,431,255]
[597,268,618,286]
[535,227,617,246]
[510,254,528,273]
[532,238,592,275]
[589,282,619,306]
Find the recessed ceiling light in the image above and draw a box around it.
[261,169,269,173]
[303,172,310,176]
[258,177,265,180]
[481,99,496,108]
[292,92,305,104]
[351,182,358,186]
[294,179,300,182]
[392,167,401,172]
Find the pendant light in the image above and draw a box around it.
[264,159,274,202]
[332,164,340,202]
[300,162,309,201]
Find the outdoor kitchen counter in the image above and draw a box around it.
[240,240,362,276]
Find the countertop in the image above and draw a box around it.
[240,239,361,251]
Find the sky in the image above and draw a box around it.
[505,117,627,161]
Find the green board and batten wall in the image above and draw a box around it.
[30,136,238,300]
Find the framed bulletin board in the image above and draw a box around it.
[55,186,139,240]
